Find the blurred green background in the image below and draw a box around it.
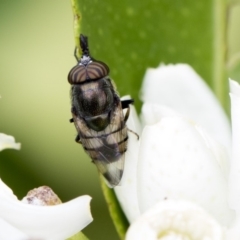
[0,1,240,240]
[0,1,117,239]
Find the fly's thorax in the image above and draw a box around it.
[71,77,119,131]
[84,113,110,131]
[71,78,115,116]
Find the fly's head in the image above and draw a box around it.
[68,34,110,84]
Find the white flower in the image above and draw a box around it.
[126,200,225,240]
[0,131,93,239]
[0,179,92,240]
[0,133,20,151]
[140,64,231,152]
[0,98,21,152]
[228,79,240,210]
[114,64,240,238]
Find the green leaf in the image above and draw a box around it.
[70,0,227,112]
[228,0,240,5]
[67,231,89,240]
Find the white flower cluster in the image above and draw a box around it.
[115,64,240,240]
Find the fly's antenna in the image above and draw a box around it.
[80,34,90,56]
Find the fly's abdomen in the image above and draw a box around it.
[72,99,127,163]
[82,125,128,162]
[73,109,128,187]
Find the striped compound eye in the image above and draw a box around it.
[68,34,110,84]
[68,60,109,84]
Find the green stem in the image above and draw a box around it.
[67,231,89,240]
[213,0,228,111]
[70,0,81,58]
[100,177,129,240]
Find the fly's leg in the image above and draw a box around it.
[122,99,139,140]
[70,107,77,123]
[124,107,130,122]
[128,128,139,140]
[74,47,79,62]
[121,99,134,109]
[70,107,82,143]
[75,134,82,144]
[122,99,133,122]
[124,109,140,140]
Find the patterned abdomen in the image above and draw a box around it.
[72,100,127,186]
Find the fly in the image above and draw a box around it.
[68,34,135,187]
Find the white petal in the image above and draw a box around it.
[0,218,28,240]
[137,116,234,226]
[194,124,230,178]
[140,64,231,153]
[126,200,225,240]
[0,178,18,201]
[141,103,183,127]
[226,212,240,240]
[114,101,141,223]
[228,79,240,211]
[229,79,240,95]
[141,103,230,177]
[0,133,21,151]
[0,179,92,240]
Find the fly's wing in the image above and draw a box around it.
[73,101,128,187]
[94,154,125,187]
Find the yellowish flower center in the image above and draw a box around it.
[158,231,191,240]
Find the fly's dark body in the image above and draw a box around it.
[68,34,133,187]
